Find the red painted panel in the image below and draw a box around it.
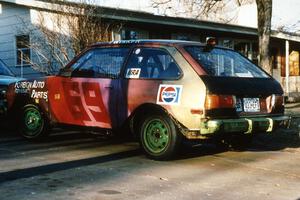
[47,77,112,128]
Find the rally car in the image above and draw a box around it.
[7,40,289,160]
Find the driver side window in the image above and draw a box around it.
[124,47,182,79]
[71,47,129,78]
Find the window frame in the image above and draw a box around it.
[15,34,31,67]
[123,47,183,80]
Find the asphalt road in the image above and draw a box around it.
[0,126,300,200]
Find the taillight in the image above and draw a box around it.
[205,95,236,110]
[266,94,284,112]
[275,95,284,106]
[269,94,284,107]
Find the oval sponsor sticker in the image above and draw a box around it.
[157,84,183,105]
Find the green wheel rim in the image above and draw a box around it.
[23,107,43,136]
[143,118,170,154]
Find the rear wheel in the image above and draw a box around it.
[19,104,49,140]
[139,113,182,160]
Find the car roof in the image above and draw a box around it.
[90,39,231,50]
[91,39,203,47]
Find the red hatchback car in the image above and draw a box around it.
[7,40,289,160]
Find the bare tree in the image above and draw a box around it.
[18,0,121,74]
[256,0,272,75]
[151,0,234,23]
[152,0,273,75]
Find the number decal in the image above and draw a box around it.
[126,68,141,78]
[62,81,111,127]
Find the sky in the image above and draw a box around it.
[272,0,300,33]
[237,0,300,33]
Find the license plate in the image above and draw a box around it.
[243,98,260,112]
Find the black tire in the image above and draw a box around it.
[139,113,182,160]
[18,104,49,140]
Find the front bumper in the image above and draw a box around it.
[185,115,290,139]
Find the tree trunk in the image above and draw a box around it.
[256,0,272,75]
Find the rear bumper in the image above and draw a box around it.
[185,115,290,139]
[201,115,290,134]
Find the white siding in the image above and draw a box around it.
[0,3,30,67]
[0,2,44,77]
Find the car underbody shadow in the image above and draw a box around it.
[175,124,300,161]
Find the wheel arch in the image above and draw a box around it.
[129,103,184,138]
[9,93,50,123]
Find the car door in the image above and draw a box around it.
[47,47,130,129]
[119,46,183,123]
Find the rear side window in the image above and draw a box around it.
[124,47,182,79]
[185,46,269,78]
[71,48,129,78]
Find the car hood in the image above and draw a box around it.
[0,75,25,86]
[200,76,283,96]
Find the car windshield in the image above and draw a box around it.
[185,46,269,78]
[0,59,14,76]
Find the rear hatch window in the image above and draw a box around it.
[185,46,269,78]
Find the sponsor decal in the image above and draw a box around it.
[111,40,140,45]
[157,84,182,105]
[31,90,48,99]
[135,48,141,54]
[15,80,45,90]
[14,80,48,100]
[126,68,141,79]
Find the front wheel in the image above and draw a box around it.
[19,104,49,140]
[139,113,182,160]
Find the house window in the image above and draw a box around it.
[16,35,31,66]
[121,30,138,40]
[280,51,300,77]
[289,50,300,76]
[220,39,234,49]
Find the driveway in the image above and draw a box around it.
[0,125,299,200]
